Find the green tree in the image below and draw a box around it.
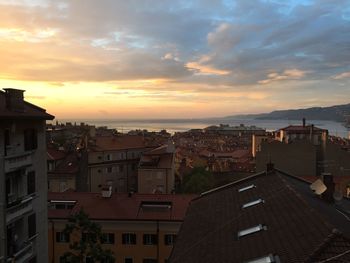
[62,209,115,263]
[181,167,214,194]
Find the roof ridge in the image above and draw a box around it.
[197,171,266,199]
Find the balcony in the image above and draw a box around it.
[4,152,32,173]
[6,196,33,224]
[7,241,34,263]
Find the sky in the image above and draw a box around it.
[0,0,349,119]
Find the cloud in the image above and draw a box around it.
[258,69,308,84]
[333,71,350,80]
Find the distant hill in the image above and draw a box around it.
[225,103,350,122]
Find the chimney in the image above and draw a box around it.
[302,118,306,127]
[101,185,112,198]
[322,173,335,203]
[4,88,25,112]
[266,161,274,173]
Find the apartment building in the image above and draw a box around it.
[0,88,54,262]
[87,135,150,193]
[48,191,195,263]
[138,144,175,194]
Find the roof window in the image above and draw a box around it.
[238,224,267,238]
[242,199,264,209]
[244,254,280,263]
[238,184,256,192]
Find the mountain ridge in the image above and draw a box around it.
[225,103,350,123]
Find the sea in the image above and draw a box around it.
[56,118,350,139]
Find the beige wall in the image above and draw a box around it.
[256,140,317,176]
[49,176,76,192]
[1,119,49,262]
[138,168,175,194]
[49,219,181,263]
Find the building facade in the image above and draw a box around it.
[87,135,150,193]
[0,88,54,262]
[138,145,175,194]
[48,191,195,263]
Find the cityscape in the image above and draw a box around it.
[1,1,350,263]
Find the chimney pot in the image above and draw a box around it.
[321,173,335,203]
[4,88,25,112]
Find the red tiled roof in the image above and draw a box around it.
[48,192,196,221]
[0,90,54,120]
[90,135,146,151]
[49,152,79,175]
[47,148,66,161]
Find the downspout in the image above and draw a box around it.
[157,220,160,263]
[51,220,55,263]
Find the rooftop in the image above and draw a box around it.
[48,192,196,221]
[169,168,350,263]
[89,135,146,151]
[0,89,54,120]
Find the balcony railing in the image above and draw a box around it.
[6,196,33,224]
[7,241,34,263]
[4,151,32,173]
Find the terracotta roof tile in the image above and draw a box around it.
[48,192,196,221]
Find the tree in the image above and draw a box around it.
[181,167,214,194]
[62,209,115,263]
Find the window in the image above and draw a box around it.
[143,259,157,263]
[242,199,264,209]
[244,254,280,263]
[119,164,124,172]
[56,232,70,243]
[24,129,38,151]
[164,234,176,246]
[85,257,94,263]
[143,234,157,245]
[102,233,115,244]
[125,257,133,263]
[122,233,136,245]
[107,167,113,173]
[60,256,67,263]
[82,233,97,242]
[106,154,112,161]
[27,171,36,195]
[237,224,267,239]
[238,184,256,193]
[132,163,136,171]
[28,213,36,238]
[101,258,115,263]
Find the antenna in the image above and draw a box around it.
[310,179,327,195]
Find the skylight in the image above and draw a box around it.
[244,254,280,263]
[237,224,267,238]
[242,199,264,209]
[238,184,256,192]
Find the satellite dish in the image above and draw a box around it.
[310,179,327,195]
[333,190,343,202]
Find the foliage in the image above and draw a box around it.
[62,209,114,263]
[181,167,214,194]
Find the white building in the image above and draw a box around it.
[0,89,54,263]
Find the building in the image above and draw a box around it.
[0,88,54,262]
[48,191,195,263]
[47,147,79,192]
[169,165,350,263]
[87,135,150,193]
[138,144,175,194]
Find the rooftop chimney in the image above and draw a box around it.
[322,173,335,203]
[266,161,274,173]
[101,185,112,198]
[302,118,306,127]
[4,88,25,112]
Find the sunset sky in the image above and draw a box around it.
[0,0,349,119]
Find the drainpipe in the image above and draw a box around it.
[51,220,55,263]
[157,220,159,263]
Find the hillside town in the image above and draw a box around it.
[1,88,350,262]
